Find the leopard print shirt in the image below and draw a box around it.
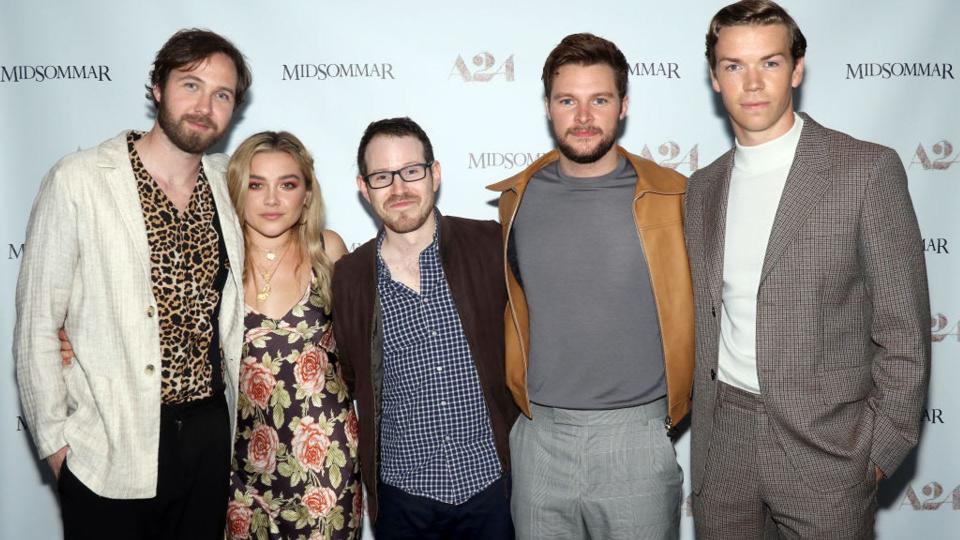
[129,131,224,404]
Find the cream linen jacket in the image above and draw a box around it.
[14,131,245,498]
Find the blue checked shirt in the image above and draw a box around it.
[376,224,502,505]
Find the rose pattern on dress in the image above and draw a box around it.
[303,486,338,519]
[295,348,328,397]
[240,357,277,410]
[228,278,360,540]
[247,423,279,475]
[350,488,363,529]
[227,499,253,539]
[344,409,359,449]
[293,415,332,474]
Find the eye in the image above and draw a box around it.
[248,181,263,190]
[763,60,780,69]
[281,181,299,190]
[184,81,198,90]
[594,97,609,105]
[216,91,233,102]
[372,173,392,183]
[558,98,574,107]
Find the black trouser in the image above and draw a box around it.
[375,475,514,540]
[59,394,231,540]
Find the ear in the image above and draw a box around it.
[356,175,371,204]
[543,96,552,121]
[152,84,162,104]
[709,66,721,93]
[619,95,629,120]
[430,161,442,192]
[791,56,805,88]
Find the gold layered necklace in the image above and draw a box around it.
[251,239,293,302]
[255,244,281,261]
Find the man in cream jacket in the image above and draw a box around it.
[14,29,251,539]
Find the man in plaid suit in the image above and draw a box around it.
[684,2,930,538]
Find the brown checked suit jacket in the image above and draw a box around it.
[685,114,930,493]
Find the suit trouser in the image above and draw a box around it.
[58,394,231,540]
[510,398,682,540]
[693,382,878,540]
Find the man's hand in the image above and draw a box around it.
[875,465,885,482]
[48,446,68,480]
[52,330,74,480]
[58,328,73,365]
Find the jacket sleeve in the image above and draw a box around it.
[331,264,356,394]
[859,147,931,476]
[14,159,81,459]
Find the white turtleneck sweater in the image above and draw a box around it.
[717,114,803,394]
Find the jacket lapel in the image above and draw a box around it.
[759,115,833,283]
[97,132,152,283]
[205,154,244,291]
[702,150,734,304]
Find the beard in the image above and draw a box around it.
[378,190,435,234]
[157,100,223,154]
[555,125,618,165]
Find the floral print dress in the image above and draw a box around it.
[228,277,362,540]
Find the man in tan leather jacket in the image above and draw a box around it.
[487,33,694,540]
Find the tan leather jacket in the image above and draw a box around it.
[486,146,694,430]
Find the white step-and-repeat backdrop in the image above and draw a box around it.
[2,1,957,538]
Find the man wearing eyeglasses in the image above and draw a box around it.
[331,117,519,539]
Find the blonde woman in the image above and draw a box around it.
[224,131,361,539]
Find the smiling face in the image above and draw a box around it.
[357,135,440,235]
[546,63,627,167]
[243,151,309,243]
[153,52,238,154]
[710,23,804,146]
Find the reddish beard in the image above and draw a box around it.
[555,124,618,165]
[378,191,434,234]
[157,100,222,154]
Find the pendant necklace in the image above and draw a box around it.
[252,239,293,302]
[256,244,280,261]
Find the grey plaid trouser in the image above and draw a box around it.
[510,398,682,540]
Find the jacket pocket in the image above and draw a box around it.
[818,364,873,405]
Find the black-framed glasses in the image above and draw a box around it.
[362,162,434,189]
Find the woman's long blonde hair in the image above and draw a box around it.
[226,131,334,310]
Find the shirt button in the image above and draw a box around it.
[145,364,155,375]
[146,306,155,318]
[436,367,443,372]
[431,330,438,337]
[441,401,447,406]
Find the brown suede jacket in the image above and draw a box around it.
[331,214,519,523]
[486,147,695,430]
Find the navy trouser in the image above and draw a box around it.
[375,475,514,540]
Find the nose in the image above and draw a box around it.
[575,102,592,124]
[264,184,280,206]
[194,91,213,115]
[387,172,408,195]
[744,67,763,92]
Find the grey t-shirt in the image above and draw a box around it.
[513,156,666,409]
